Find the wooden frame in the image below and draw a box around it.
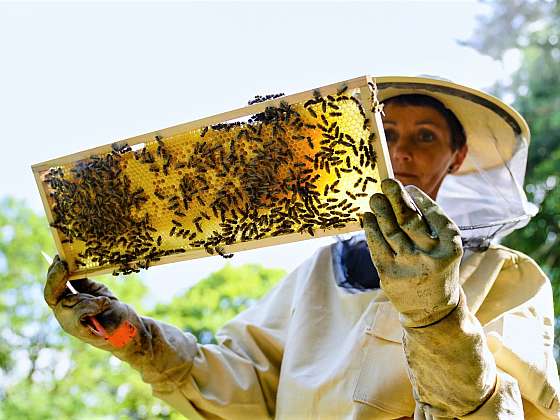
[32,75,393,279]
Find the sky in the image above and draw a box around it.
[0,1,512,302]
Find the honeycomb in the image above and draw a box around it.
[35,80,388,278]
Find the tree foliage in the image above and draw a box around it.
[465,1,560,327]
[151,264,286,345]
[0,198,285,419]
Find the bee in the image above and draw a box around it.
[346,191,357,200]
[329,112,342,117]
[111,141,130,154]
[157,235,162,246]
[237,129,248,140]
[361,180,369,192]
[308,108,318,118]
[351,96,365,114]
[172,219,182,227]
[304,99,317,108]
[337,84,348,95]
[188,232,197,240]
[334,167,341,179]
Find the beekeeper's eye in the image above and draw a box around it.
[417,129,436,143]
[385,128,397,143]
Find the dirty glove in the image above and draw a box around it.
[44,255,199,402]
[44,255,140,351]
[363,178,461,328]
[364,179,503,417]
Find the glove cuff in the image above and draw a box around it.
[403,288,497,417]
[399,280,461,329]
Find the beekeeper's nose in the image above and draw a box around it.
[389,138,414,165]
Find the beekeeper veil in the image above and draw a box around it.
[375,76,536,251]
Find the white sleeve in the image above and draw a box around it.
[112,263,304,420]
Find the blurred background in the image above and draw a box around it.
[1,1,558,418]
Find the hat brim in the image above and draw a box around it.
[375,76,530,175]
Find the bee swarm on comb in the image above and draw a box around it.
[40,80,384,277]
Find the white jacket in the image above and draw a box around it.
[120,243,560,419]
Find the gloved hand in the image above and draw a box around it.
[44,255,138,350]
[45,255,200,400]
[364,178,462,328]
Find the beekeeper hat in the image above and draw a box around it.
[374,76,530,175]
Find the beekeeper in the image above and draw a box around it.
[44,77,560,419]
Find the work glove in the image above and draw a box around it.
[45,255,199,399]
[363,178,462,328]
[363,179,513,417]
[44,255,139,351]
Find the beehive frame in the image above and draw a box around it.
[33,75,393,279]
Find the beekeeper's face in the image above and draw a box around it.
[383,103,467,199]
